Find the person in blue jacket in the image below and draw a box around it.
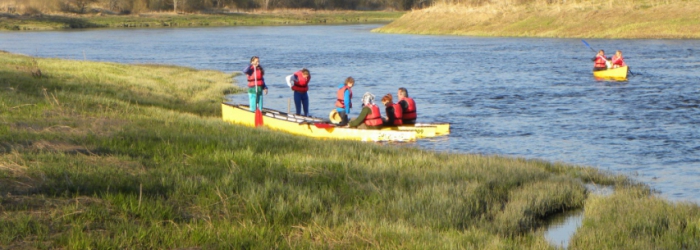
[334,77,355,126]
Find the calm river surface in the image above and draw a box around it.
[2,25,698,204]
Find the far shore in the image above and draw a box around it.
[373,2,700,39]
[3,2,699,38]
[0,10,403,31]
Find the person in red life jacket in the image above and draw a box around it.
[286,68,311,116]
[610,50,626,68]
[592,50,609,71]
[334,77,355,126]
[347,92,383,129]
[242,56,268,112]
[380,93,403,126]
[397,87,417,124]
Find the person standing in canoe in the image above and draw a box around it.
[334,77,355,126]
[592,50,609,71]
[397,87,417,124]
[610,50,626,68]
[347,92,383,129]
[380,94,403,126]
[243,56,268,112]
[286,68,311,116]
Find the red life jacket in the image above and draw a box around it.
[364,104,383,126]
[247,66,264,88]
[594,55,608,69]
[400,97,417,120]
[391,103,403,125]
[291,71,310,93]
[335,86,352,109]
[611,55,626,67]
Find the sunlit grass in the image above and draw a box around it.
[1,51,697,248]
[374,0,700,39]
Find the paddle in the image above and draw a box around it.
[581,39,596,53]
[299,121,334,129]
[253,66,263,127]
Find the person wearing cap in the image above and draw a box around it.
[397,87,417,124]
[286,68,311,116]
[380,93,403,126]
[347,92,383,129]
[242,56,268,112]
[334,77,354,126]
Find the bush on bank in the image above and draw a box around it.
[1,51,697,248]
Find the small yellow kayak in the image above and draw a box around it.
[593,66,628,80]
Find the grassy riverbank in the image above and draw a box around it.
[0,10,403,31]
[2,51,699,248]
[374,1,700,39]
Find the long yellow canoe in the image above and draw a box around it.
[260,108,449,138]
[222,103,417,142]
[593,66,628,80]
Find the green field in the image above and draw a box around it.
[1,51,699,248]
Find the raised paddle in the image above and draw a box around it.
[581,39,596,53]
[253,66,263,127]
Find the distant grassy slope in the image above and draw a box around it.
[374,1,700,39]
[0,11,403,31]
[1,51,698,249]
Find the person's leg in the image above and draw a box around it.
[301,92,309,116]
[248,92,256,112]
[337,110,349,126]
[293,92,302,115]
[257,92,263,110]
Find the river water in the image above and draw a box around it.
[1,24,698,204]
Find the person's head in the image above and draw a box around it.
[345,77,355,87]
[300,68,310,78]
[362,92,375,106]
[398,87,408,98]
[615,50,622,57]
[250,56,260,66]
[597,50,605,56]
[381,94,393,106]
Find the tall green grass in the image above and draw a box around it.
[1,51,697,248]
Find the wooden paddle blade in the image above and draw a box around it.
[255,108,263,127]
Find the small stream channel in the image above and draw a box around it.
[544,184,615,248]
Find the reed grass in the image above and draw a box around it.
[1,51,697,248]
[374,0,700,39]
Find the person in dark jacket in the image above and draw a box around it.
[397,87,417,124]
[242,56,268,112]
[592,50,609,71]
[381,93,403,126]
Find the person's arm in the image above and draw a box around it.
[286,75,296,88]
[243,65,254,75]
[344,89,351,114]
[385,107,395,125]
[398,100,408,111]
[348,107,370,127]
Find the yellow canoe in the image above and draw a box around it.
[260,108,448,138]
[222,103,417,142]
[593,66,628,80]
